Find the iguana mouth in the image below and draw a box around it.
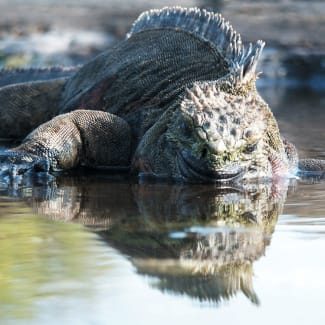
[177,150,244,183]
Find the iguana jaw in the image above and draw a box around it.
[176,149,245,183]
[131,127,274,184]
[131,124,287,183]
[132,146,273,184]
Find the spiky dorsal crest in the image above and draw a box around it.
[128,7,265,84]
[182,81,257,114]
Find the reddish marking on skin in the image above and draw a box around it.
[268,153,293,201]
[283,138,299,174]
[270,177,291,200]
[123,96,161,113]
[269,154,289,178]
[79,75,117,110]
[267,155,291,200]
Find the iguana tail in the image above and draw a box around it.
[299,159,325,173]
[0,66,78,88]
[0,78,68,140]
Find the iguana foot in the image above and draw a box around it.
[0,110,131,185]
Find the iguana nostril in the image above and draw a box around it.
[200,147,208,159]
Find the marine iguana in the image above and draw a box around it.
[0,7,324,183]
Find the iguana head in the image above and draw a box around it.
[132,80,294,183]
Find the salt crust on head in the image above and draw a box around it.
[180,81,266,154]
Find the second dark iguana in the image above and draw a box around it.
[0,7,323,183]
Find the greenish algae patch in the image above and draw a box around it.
[0,199,113,322]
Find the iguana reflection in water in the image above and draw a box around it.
[12,174,289,305]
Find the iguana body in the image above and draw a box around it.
[0,7,323,183]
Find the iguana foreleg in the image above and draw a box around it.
[0,110,131,176]
[0,67,78,88]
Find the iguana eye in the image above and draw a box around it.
[243,143,257,154]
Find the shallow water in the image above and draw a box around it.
[0,166,324,325]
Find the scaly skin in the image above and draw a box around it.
[0,7,323,183]
[132,78,294,182]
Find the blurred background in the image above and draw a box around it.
[0,0,324,89]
